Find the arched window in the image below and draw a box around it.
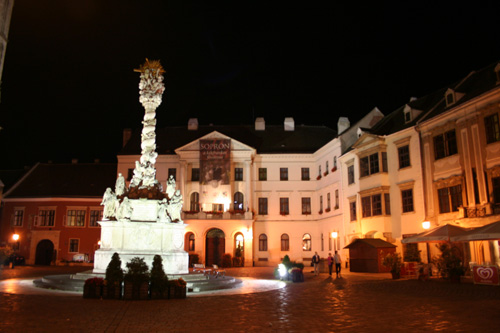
[235,233,244,260]
[184,232,195,252]
[234,192,244,211]
[190,192,200,212]
[259,234,268,251]
[281,234,289,251]
[302,233,312,251]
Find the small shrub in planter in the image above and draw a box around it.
[123,257,150,300]
[168,278,187,299]
[432,243,465,282]
[150,255,169,299]
[221,253,232,268]
[83,277,104,298]
[104,252,123,299]
[382,252,403,279]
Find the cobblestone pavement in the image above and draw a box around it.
[1,265,500,332]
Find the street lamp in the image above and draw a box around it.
[12,234,20,251]
[422,221,431,230]
[331,231,338,252]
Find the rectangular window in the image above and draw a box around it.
[234,167,243,181]
[258,198,268,215]
[301,167,310,181]
[438,185,463,213]
[259,168,267,181]
[89,209,103,227]
[360,153,381,177]
[191,168,200,182]
[384,193,391,215]
[361,196,371,217]
[485,113,500,144]
[69,239,79,253]
[259,235,268,251]
[318,165,322,177]
[348,165,355,184]
[319,195,323,213]
[168,168,176,180]
[281,235,289,251]
[302,197,311,215]
[66,209,86,227]
[325,161,329,175]
[327,193,331,210]
[280,198,289,215]
[350,201,357,221]
[401,189,414,213]
[39,209,55,227]
[398,145,410,169]
[280,168,288,181]
[335,190,339,209]
[372,194,382,216]
[434,130,457,160]
[13,209,24,226]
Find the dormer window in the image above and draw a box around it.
[446,92,455,106]
[444,88,463,107]
[404,109,412,123]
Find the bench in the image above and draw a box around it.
[193,264,212,276]
[212,265,226,278]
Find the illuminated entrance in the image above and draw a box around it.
[206,228,225,266]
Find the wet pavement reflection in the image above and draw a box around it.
[1,266,500,332]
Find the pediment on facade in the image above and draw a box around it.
[352,133,383,150]
[175,131,255,154]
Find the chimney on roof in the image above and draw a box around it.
[255,117,265,131]
[123,128,132,148]
[409,97,417,102]
[188,118,198,130]
[72,158,78,164]
[284,117,294,131]
[337,117,350,135]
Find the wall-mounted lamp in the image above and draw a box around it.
[422,221,431,230]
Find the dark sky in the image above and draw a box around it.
[1,1,500,169]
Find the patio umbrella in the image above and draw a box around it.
[450,220,500,242]
[401,224,470,243]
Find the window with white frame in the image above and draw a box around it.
[348,165,355,185]
[438,184,463,213]
[398,145,411,169]
[280,197,289,215]
[434,130,457,160]
[234,167,243,181]
[69,239,79,253]
[302,197,311,215]
[259,168,267,181]
[258,198,268,215]
[89,209,103,227]
[350,201,357,221]
[360,188,391,217]
[39,209,56,227]
[12,208,24,226]
[301,167,310,180]
[401,189,414,213]
[280,168,288,181]
[66,209,86,227]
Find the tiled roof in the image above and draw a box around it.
[120,124,337,155]
[5,163,117,198]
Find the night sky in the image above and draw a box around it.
[1,1,500,169]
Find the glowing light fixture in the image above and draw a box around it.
[422,221,431,230]
[278,264,287,278]
[12,234,19,241]
[331,231,338,239]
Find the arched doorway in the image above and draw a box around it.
[234,233,244,266]
[35,239,54,265]
[206,228,225,266]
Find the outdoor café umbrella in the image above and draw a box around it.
[450,220,500,242]
[401,224,470,243]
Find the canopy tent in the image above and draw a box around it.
[450,220,500,242]
[401,224,470,243]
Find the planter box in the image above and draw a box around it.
[123,281,150,300]
[103,284,122,299]
[83,285,102,299]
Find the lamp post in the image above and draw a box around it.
[331,231,338,252]
[12,233,19,251]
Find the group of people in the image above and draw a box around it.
[312,251,342,278]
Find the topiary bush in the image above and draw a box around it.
[221,253,232,267]
[105,252,124,284]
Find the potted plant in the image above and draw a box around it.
[83,277,104,298]
[432,243,465,282]
[103,252,123,299]
[222,253,232,268]
[168,278,187,299]
[123,257,150,300]
[149,255,169,299]
[382,252,402,279]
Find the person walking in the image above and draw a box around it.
[327,253,334,276]
[312,252,320,276]
[334,250,342,278]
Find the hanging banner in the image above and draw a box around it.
[200,139,231,186]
